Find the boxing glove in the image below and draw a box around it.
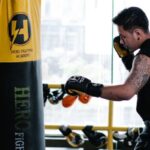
[65,76,103,97]
[113,36,129,58]
[48,88,65,104]
[78,94,91,104]
[62,95,78,107]
[82,125,107,148]
[59,125,84,147]
[113,36,134,71]
[124,127,143,147]
[43,84,50,105]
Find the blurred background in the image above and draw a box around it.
[41,0,149,135]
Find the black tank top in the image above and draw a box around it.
[136,39,150,121]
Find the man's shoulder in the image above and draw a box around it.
[138,39,150,57]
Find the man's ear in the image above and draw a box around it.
[133,28,142,41]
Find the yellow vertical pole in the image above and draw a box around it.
[107,0,115,148]
[107,101,114,150]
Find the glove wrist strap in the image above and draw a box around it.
[87,83,103,97]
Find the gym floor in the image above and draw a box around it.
[46,148,83,150]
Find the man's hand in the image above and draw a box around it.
[65,76,103,97]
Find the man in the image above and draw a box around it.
[64,7,150,150]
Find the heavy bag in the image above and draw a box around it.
[0,0,45,149]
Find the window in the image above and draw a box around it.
[41,0,149,132]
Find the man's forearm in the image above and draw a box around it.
[100,84,133,101]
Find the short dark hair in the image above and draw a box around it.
[112,7,149,33]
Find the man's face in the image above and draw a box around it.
[118,26,140,52]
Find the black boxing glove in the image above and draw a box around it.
[65,76,103,97]
[59,125,84,148]
[82,125,107,148]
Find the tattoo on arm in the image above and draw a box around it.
[125,54,150,93]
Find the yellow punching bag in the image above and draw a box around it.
[0,0,45,149]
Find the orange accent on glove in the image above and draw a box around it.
[62,95,78,107]
[78,94,91,104]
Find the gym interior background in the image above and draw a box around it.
[41,0,149,149]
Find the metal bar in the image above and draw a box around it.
[47,84,62,89]
[45,124,128,131]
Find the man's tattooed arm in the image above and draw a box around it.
[125,54,150,93]
[97,54,150,101]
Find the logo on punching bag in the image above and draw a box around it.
[8,14,31,49]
